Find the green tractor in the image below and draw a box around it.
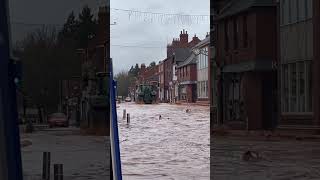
[136,84,157,104]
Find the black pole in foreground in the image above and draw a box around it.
[110,149,113,179]
[54,164,63,180]
[42,152,51,180]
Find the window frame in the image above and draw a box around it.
[281,60,312,114]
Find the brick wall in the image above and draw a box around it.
[178,64,197,82]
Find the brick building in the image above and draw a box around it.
[213,0,277,130]
[158,61,165,102]
[137,64,159,84]
[177,53,198,103]
[164,30,200,103]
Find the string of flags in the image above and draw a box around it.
[111,8,209,25]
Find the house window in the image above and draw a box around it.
[289,63,297,112]
[197,80,209,98]
[224,21,229,51]
[288,0,292,24]
[206,81,208,98]
[306,0,312,19]
[243,15,248,48]
[233,18,238,49]
[281,61,312,113]
[200,51,203,69]
[197,82,200,97]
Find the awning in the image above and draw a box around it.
[222,60,273,73]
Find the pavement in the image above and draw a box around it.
[21,127,110,180]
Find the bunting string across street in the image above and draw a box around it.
[111,8,209,25]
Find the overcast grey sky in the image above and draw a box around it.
[110,0,210,74]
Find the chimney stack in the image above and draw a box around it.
[180,29,188,45]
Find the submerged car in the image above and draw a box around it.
[48,113,68,128]
[125,97,132,102]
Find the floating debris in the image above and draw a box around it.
[242,150,260,161]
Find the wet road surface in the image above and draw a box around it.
[21,128,110,180]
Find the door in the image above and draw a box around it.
[192,84,197,103]
[262,72,275,130]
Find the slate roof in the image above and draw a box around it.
[177,53,197,68]
[192,35,210,50]
[215,0,275,20]
[173,48,192,63]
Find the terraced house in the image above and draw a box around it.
[164,30,200,103]
[192,35,210,105]
[213,0,278,130]
[277,0,320,133]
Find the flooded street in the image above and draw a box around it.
[117,103,210,180]
[213,136,320,180]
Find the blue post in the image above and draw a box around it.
[109,58,122,180]
[0,0,23,179]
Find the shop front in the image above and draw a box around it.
[219,60,277,130]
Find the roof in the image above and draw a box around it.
[177,53,197,68]
[192,35,210,50]
[173,48,192,62]
[215,0,275,20]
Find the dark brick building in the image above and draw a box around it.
[177,53,198,102]
[158,61,165,102]
[213,0,277,130]
[137,64,159,84]
[163,30,200,102]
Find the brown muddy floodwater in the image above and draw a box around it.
[117,103,210,180]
